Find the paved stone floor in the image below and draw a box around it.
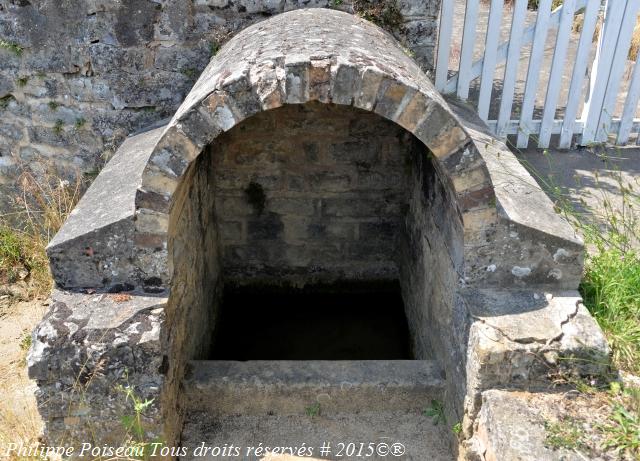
[515,145,640,249]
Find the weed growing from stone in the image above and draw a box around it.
[16,77,28,87]
[353,0,404,33]
[19,332,31,352]
[47,101,59,111]
[305,402,321,417]
[181,67,198,79]
[116,383,155,443]
[210,41,219,57]
[53,120,64,135]
[424,399,445,425]
[0,95,14,110]
[74,117,86,129]
[0,39,23,57]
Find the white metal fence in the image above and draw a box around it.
[436,0,640,148]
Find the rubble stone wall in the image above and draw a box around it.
[0,0,440,212]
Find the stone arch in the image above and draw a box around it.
[35,8,604,455]
[132,9,495,285]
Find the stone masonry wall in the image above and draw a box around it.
[0,0,440,213]
[209,102,419,286]
[163,150,222,444]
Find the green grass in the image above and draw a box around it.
[601,387,640,455]
[580,247,640,374]
[544,417,585,451]
[0,161,84,297]
[0,226,25,284]
[305,402,321,417]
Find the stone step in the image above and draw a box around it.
[183,360,444,416]
[180,411,454,461]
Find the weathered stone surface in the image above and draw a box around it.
[185,360,444,416]
[47,125,165,289]
[27,289,167,449]
[466,390,582,461]
[182,412,453,461]
[449,99,585,290]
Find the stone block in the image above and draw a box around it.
[330,141,379,164]
[135,209,169,234]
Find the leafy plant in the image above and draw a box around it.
[116,384,155,442]
[48,101,59,111]
[424,399,445,425]
[600,387,640,457]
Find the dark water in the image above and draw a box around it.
[210,284,412,360]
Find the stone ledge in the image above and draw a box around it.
[47,126,166,289]
[448,99,585,289]
[27,289,167,447]
[460,289,609,438]
[184,360,445,416]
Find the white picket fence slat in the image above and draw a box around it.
[538,0,576,148]
[477,0,504,120]
[444,0,589,94]
[436,0,640,149]
[435,0,455,92]
[496,0,528,137]
[618,58,640,144]
[597,0,640,142]
[516,0,552,148]
[457,0,481,99]
[559,0,600,148]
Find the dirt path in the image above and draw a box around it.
[0,295,48,455]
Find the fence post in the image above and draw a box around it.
[580,0,625,145]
